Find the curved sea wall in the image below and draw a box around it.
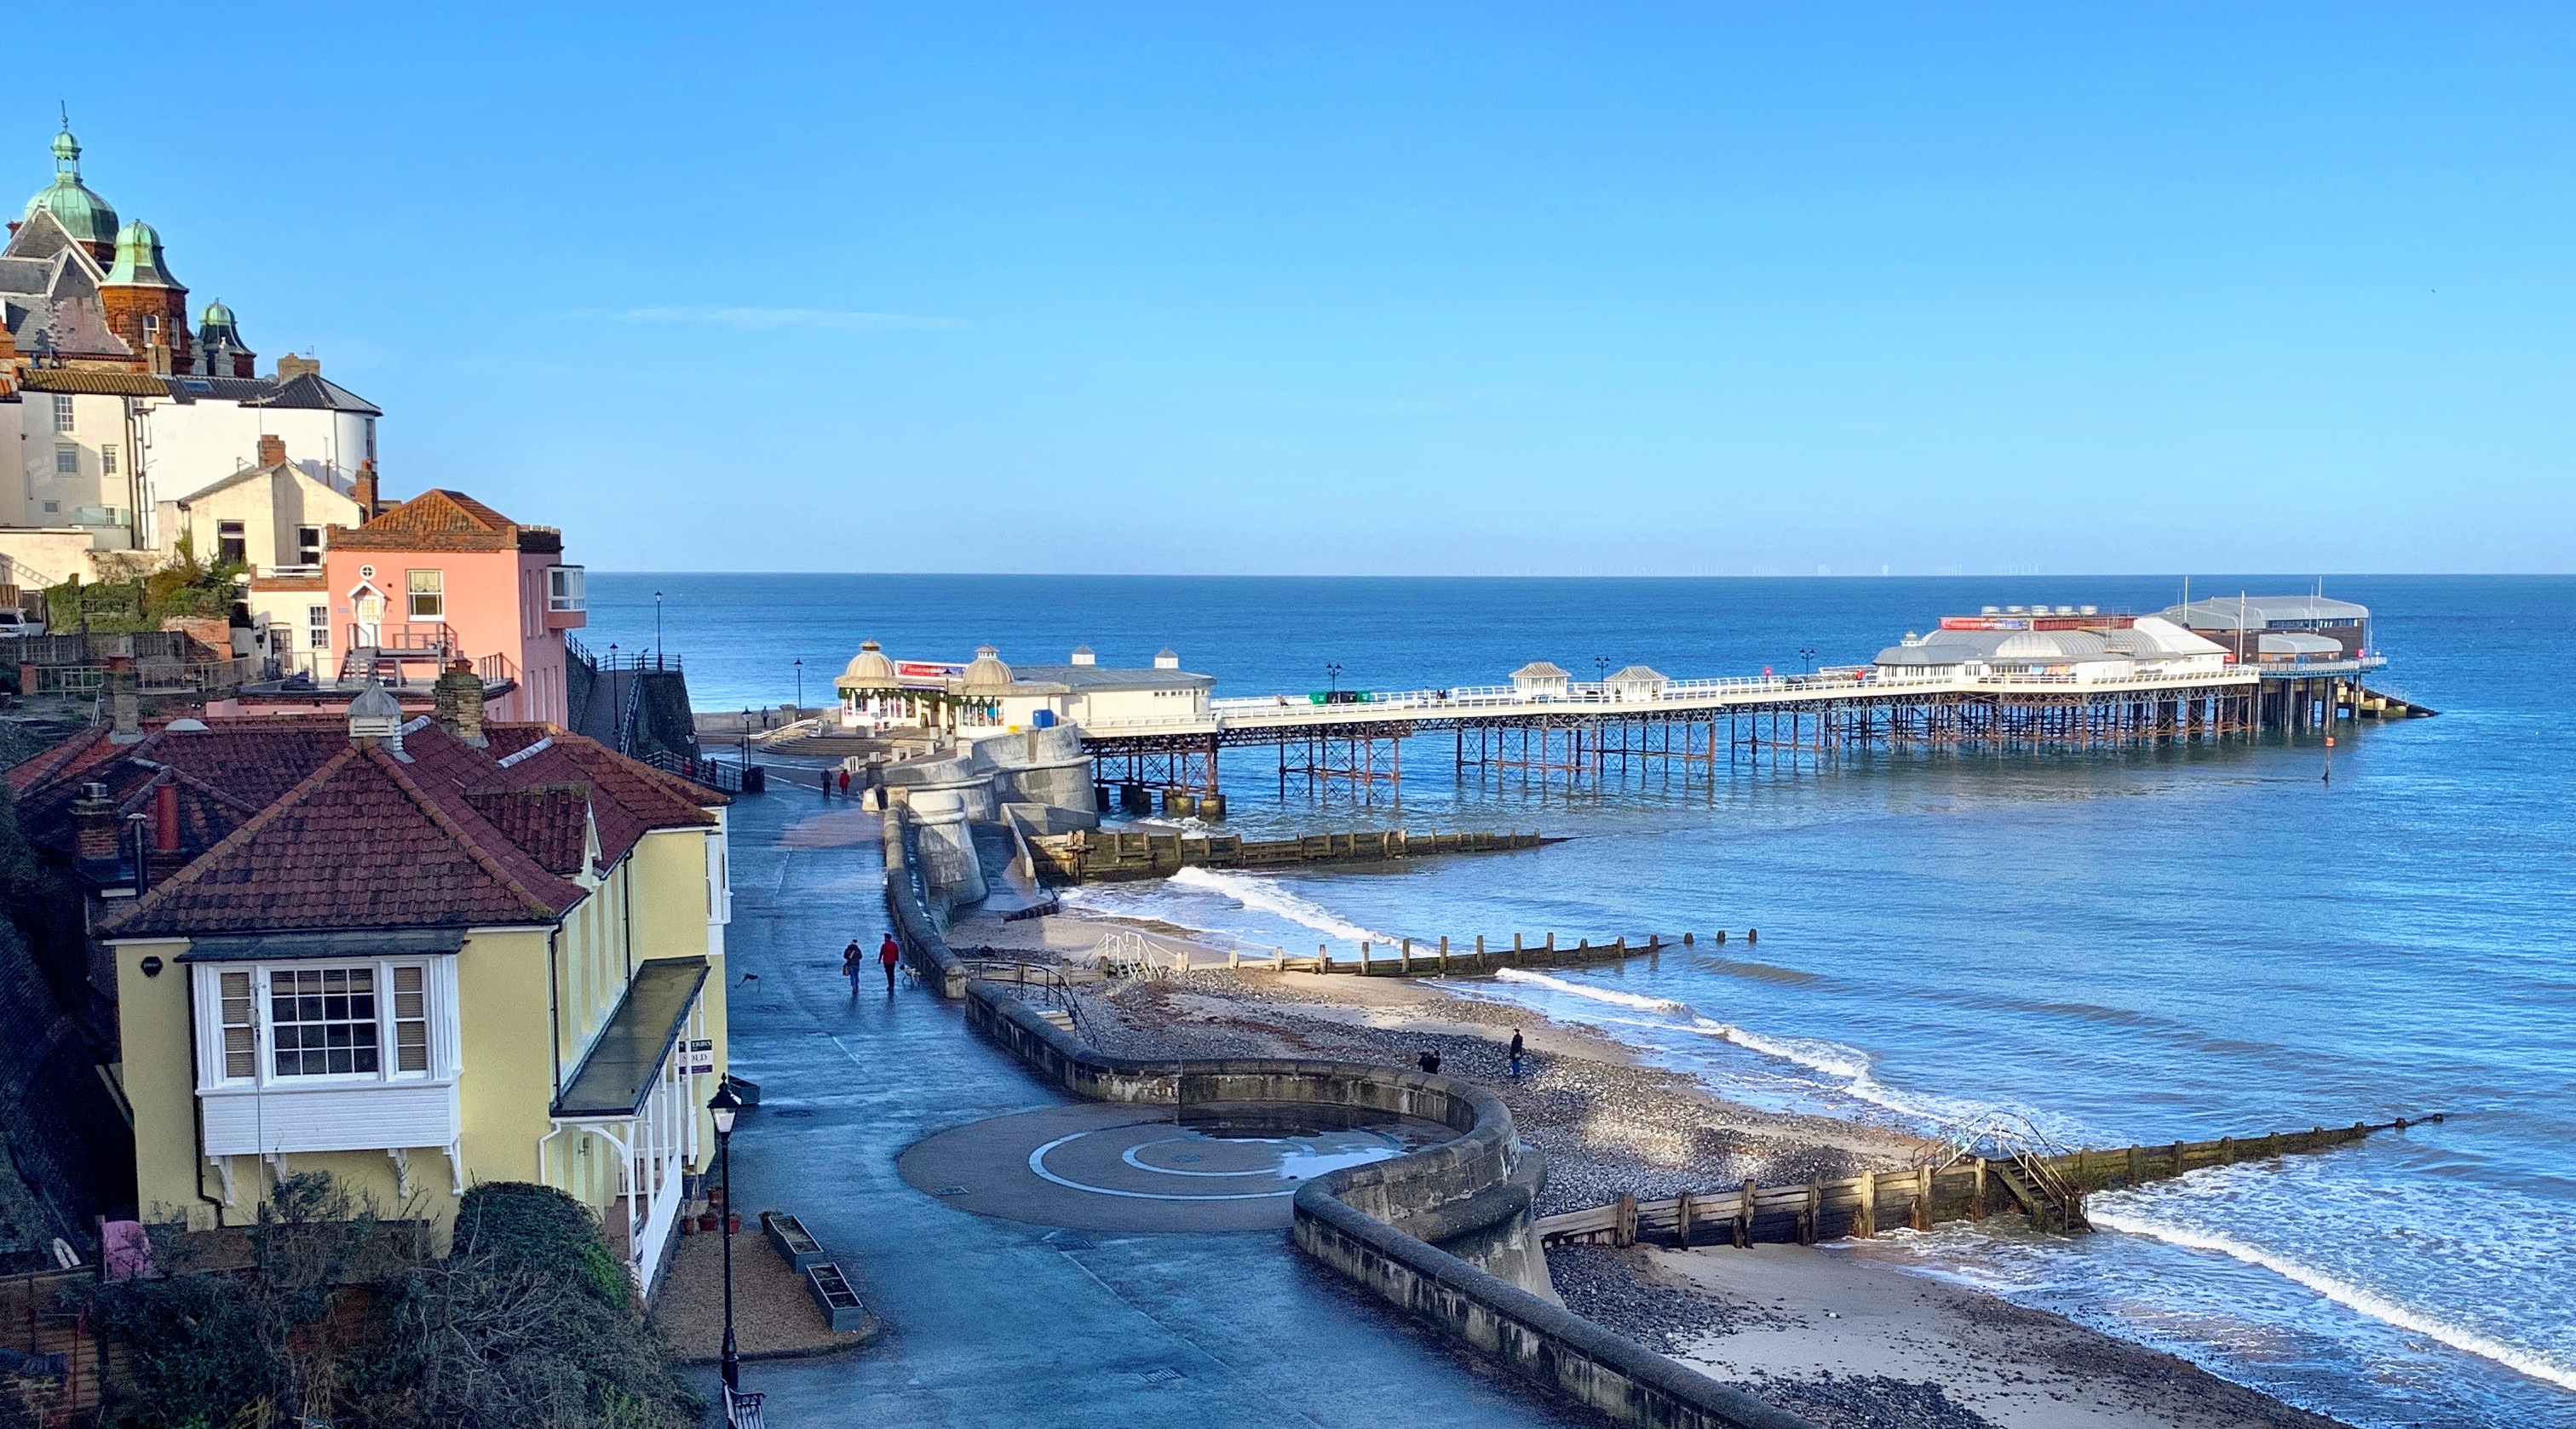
[891,821,1810,1429]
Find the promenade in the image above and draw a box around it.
[687,783,1593,1427]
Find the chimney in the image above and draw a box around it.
[276,353,319,382]
[256,434,287,468]
[73,783,119,863]
[434,659,486,746]
[1153,648,1180,671]
[153,781,179,853]
[105,655,141,743]
[1070,646,1095,667]
[354,462,379,519]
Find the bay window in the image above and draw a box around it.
[193,959,454,1090]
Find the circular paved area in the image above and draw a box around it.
[899,1100,1453,1233]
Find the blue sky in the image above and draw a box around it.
[24,5,2573,574]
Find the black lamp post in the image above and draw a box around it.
[794,659,804,713]
[709,1080,744,1392]
[1325,663,1343,697]
[1797,646,1817,675]
[739,708,750,766]
[654,591,664,668]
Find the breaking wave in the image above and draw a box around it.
[1494,967,1692,1013]
[1164,866,1400,948]
[2086,1209,2576,1393]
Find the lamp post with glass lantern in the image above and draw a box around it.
[708,1081,744,1392]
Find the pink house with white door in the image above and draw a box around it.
[317,489,586,724]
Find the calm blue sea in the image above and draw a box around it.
[590,572,2576,1429]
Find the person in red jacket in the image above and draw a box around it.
[879,933,901,993]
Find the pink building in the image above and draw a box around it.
[318,489,586,724]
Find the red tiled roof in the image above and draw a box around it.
[105,744,587,938]
[6,724,118,797]
[463,785,592,876]
[330,489,560,554]
[498,733,716,866]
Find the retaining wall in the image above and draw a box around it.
[899,818,1814,1429]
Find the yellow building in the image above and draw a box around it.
[95,681,731,1289]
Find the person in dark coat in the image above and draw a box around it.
[842,940,864,999]
[1508,1029,1525,1081]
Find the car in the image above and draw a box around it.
[0,610,46,640]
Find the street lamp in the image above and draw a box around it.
[1797,646,1817,675]
[708,1080,744,1392]
[654,591,664,668]
[1325,663,1343,697]
[794,659,803,713]
[739,708,750,766]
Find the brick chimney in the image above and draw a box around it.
[276,353,319,382]
[354,462,379,520]
[153,780,180,853]
[256,434,287,468]
[72,783,119,863]
[104,654,141,743]
[434,659,486,747]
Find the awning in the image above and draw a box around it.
[552,957,710,1118]
[178,927,469,963]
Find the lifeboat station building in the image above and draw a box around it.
[835,642,1212,735]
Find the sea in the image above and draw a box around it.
[590,571,2575,1429]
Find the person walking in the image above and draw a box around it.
[838,766,853,796]
[842,940,865,998]
[879,933,901,993]
[1508,1029,1525,1082]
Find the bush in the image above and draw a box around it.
[89,1178,698,1429]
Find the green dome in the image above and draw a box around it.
[103,220,179,289]
[198,298,241,345]
[21,123,118,250]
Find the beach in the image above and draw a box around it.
[944,897,2357,1429]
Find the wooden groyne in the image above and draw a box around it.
[1231,931,1722,978]
[1535,1116,2437,1248]
[1030,826,1554,884]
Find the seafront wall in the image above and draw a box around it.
[891,818,1814,1429]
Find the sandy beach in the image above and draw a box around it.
[944,898,2355,1429]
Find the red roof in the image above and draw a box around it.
[1,710,726,940]
[330,489,562,555]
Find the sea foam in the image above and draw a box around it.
[1164,866,1400,947]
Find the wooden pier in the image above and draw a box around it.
[1028,826,1552,884]
[1228,929,1696,976]
[1534,1116,2436,1249]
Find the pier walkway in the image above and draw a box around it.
[691,785,1593,1428]
[1083,668,2261,795]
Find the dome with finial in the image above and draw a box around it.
[960,645,1015,694]
[103,220,180,289]
[23,118,118,250]
[837,639,899,691]
[198,298,241,347]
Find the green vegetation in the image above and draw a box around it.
[43,537,242,635]
[87,1177,700,1429]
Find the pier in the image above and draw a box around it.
[1083,667,2261,798]
[1029,825,1552,883]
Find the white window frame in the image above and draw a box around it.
[54,445,78,476]
[547,565,585,613]
[296,525,323,565]
[51,395,73,433]
[101,445,118,476]
[191,958,459,1093]
[308,605,330,651]
[407,569,444,619]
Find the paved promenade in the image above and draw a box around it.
[687,786,1590,1427]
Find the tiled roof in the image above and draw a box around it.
[19,713,714,940]
[499,733,717,866]
[331,490,552,554]
[14,369,165,396]
[464,786,592,875]
[106,743,587,938]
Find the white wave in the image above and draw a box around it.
[1690,1017,1875,1082]
[1495,967,1692,1013]
[2088,1208,2576,1393]
[1164,866,1400,947]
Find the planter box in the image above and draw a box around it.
[762,1211,828,1273]
[804,1261,868,1333]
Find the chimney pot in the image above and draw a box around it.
[153,782,179,853]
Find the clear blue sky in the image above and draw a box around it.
[26,5,2573,574]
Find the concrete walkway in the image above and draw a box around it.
[687,785,1596,1428]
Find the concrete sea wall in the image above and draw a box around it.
[888,823,1813,1429]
